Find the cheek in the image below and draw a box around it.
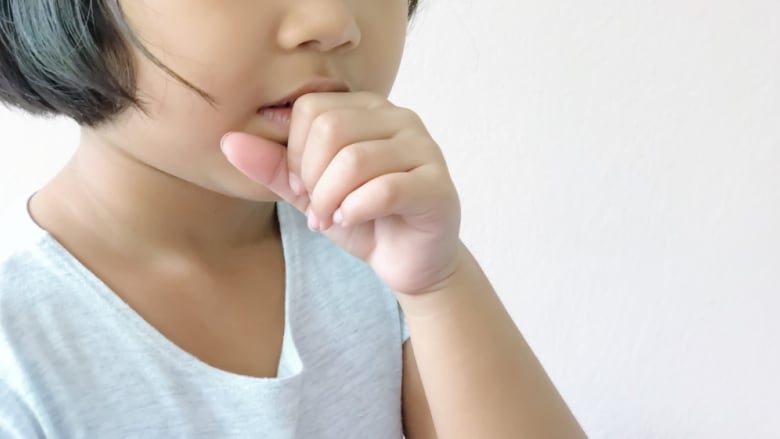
[114,62,234,174]
[110,106,280,201]
[366,0,408,77]
[128,39,253,145]
[360,23,408,95]
[117,34,258,171]
[124,2,267,116]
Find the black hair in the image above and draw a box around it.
[0,0,420,127]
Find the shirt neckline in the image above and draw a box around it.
[21,195,304,387]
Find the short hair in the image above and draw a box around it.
[0,0,420,127]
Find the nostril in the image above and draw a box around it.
[277,9,361,53]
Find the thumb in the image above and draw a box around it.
[220,132,306,210]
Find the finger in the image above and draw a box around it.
[308,139,425,230]
[334,166,444,229]
[287,91,389,189]
[298,106,406,195]
[220,132,310,212]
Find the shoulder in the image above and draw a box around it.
[0,199,66,309]
[0,200,78,384]
[0,242,52,438]
[0,196,49,265]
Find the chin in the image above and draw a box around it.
[229,184,282,203]
[206,167,282,203]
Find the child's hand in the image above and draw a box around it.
[221,91,462,296]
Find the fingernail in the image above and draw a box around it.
[289,174,303,196]
[332,208,343,225]
[219,132,233,153]
[307,209,320,231]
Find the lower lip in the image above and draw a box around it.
[257,107,292,130]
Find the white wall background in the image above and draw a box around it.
[2,1,778,437]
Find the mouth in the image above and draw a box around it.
[259,100,294,111]
[257,78,351,112]
[256,104,294,138]
[255,79,350,143]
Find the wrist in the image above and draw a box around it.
[394,243,487,318]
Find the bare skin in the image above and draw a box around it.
[29,0,586,437]
[30,0,404,379]
[31,136,286,378]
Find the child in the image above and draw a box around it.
[0,0,585,437]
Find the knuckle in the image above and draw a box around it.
[396,106,423,126]
[311,112,342,143]
[291,97,323,127]
[356,91,386,107]
[338,145,368,171]
[374,178,400,205]
[293,94,319,116]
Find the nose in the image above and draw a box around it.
[277,0,361,52]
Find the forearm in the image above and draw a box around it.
[396,243,586,439]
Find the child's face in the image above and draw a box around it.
[95,0,409,201]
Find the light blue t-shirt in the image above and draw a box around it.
[0,199,410,438]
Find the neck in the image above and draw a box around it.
[33,130,278,261]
